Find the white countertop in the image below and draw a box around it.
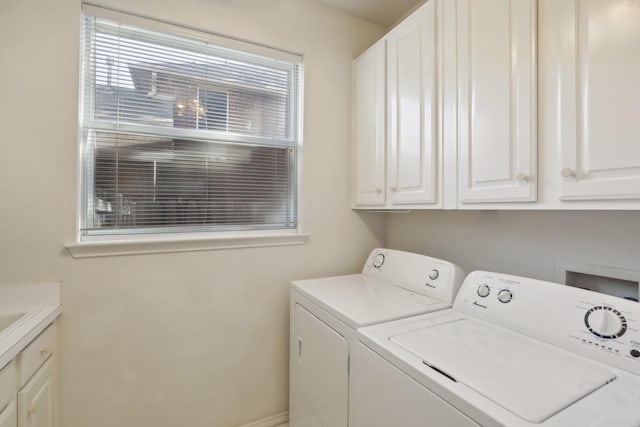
[0,282,61,370]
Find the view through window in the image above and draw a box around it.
[79,6,302,238]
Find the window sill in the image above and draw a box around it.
[65,231,308,258]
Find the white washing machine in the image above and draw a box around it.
[352,271,640,427]
[288,248,465,427]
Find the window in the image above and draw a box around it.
[78,5,302,241]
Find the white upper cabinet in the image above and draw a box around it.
[352,1,440,209]
[352,41,386,207]
[556,0,640,200]
[457,0,537,204]
[387,1,439,206]
[353,0,640,210]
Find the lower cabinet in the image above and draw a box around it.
[0,324,56,427]
[0,360,17,427]
[17,357,54,427]
[0,402,17,427]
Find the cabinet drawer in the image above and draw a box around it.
[17,325,56,389]
[0,401,16,427]
[0,361,16,413]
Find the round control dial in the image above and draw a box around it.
[428,269,439,280]
[477,284,490,298]
[497,289,513,304]
[584,306,627,339]
[372,253,385,269]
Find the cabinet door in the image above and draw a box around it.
[0,402,17,427]
[352,41,386,207]
[458,0,537,203]
[18,357,54,427]
[387,2,438,205]
[557,0,640,200]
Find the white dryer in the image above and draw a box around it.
[289,248,464,427]
[352,271,640,427]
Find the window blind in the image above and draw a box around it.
[79,6,302,238]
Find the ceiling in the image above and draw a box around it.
[311,0,423,28]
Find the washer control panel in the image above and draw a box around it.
[575,299,639,364]
[455,271,640,375]
[584,306,627,339]
[474,283,515,304]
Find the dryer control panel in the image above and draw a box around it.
[454,271,640,376]
[363,249,465,304]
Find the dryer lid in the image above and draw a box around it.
[390,319,616,423]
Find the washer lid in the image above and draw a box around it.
[390,319,617,423]
[292,274,445,329]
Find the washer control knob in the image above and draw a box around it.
[497,289,513,304]
[428,269,440,280]
[585,306,627,339]
[372,253,385,269]
[477,284,490,298]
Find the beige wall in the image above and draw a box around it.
[0,1,385,426]
[387,210,640,283]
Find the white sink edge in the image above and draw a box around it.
[0,312,28,335]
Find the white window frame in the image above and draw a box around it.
[68,5,306,257]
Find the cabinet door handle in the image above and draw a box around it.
[560,168,575,178]
[297,337,303,363]
[39,345,50,355]
[516,173,529,182]
[390,186,397,192]
[375,188,382,194]
[28,403,37,414]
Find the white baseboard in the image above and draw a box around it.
[237,411,288,427]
